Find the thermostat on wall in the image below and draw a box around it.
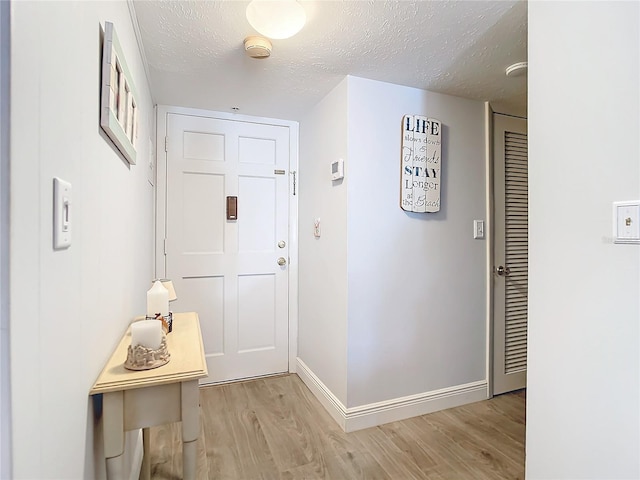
[331,158,344,180]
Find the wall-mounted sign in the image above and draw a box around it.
[400,115,442,213]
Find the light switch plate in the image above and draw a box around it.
[53,177,72,249]
[331,159,344,180]
[613,201,640,244]
[473,220,485,239]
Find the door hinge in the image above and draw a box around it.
[291,170,297,196]
[164,136,168,152]
[163,238,167,255]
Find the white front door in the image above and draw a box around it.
[493,113,528,395]
[164,113,290,384]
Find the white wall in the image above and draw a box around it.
[299,76,487,415]
[298,78,349,405]
[10,2,154,478]
[0,1,10,477]
[345,77,487,407]
[527,2,639,478]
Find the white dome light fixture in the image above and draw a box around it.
[506,61,528,77]
[246,0,306,40]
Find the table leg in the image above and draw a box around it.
[183,440,197,480]
[106,456,125,479]
[102,392,125,480]
[141,427,151,480]
[181,380,200,480]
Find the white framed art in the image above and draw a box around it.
[101,21,138,165]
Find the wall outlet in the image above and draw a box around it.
[613,201,640,244]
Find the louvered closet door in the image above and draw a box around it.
[493,113,528,395]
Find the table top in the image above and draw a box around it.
[90,312,208,395]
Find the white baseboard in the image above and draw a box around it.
[296,357,488,433]
[296,358,348,430]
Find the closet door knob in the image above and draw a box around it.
[496,265,511,276]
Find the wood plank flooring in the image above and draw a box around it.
[147,374,525,479]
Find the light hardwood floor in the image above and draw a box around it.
[148,374,525,479]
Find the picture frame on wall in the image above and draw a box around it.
[100,21,138,165]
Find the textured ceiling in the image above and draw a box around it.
[132,0,527,121]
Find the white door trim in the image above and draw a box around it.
[154,105,299,375]
[0,1,11,475]
[484,102,495,398]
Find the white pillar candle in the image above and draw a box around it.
[131,320,162,350]
[147,280,169,317]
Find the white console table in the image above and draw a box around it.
[90,312,208,480]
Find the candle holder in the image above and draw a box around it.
[146,312,173,333]
[124,334,171,371]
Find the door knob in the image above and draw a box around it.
[496,265,511,276]
[277,257,287,266]
[278,240,286,248]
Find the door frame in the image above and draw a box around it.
[0,0,10,475]
[484,102,495,398]
[486,107,528,396]
[154,105,300,375]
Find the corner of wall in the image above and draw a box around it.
[297,357,487,433]
[297,77,349,405]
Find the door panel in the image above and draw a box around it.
[183,131,225,161]
[238,176,276,252]
[493,113,528,395]
[180,276,225,356]
[165,113,290,384]
[181,173,225,253]
[237,274,276,352]
[239,136,277,165]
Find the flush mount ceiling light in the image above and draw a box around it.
[506,61,528,77]
[244,35,272,58]
[246,0,306,40]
